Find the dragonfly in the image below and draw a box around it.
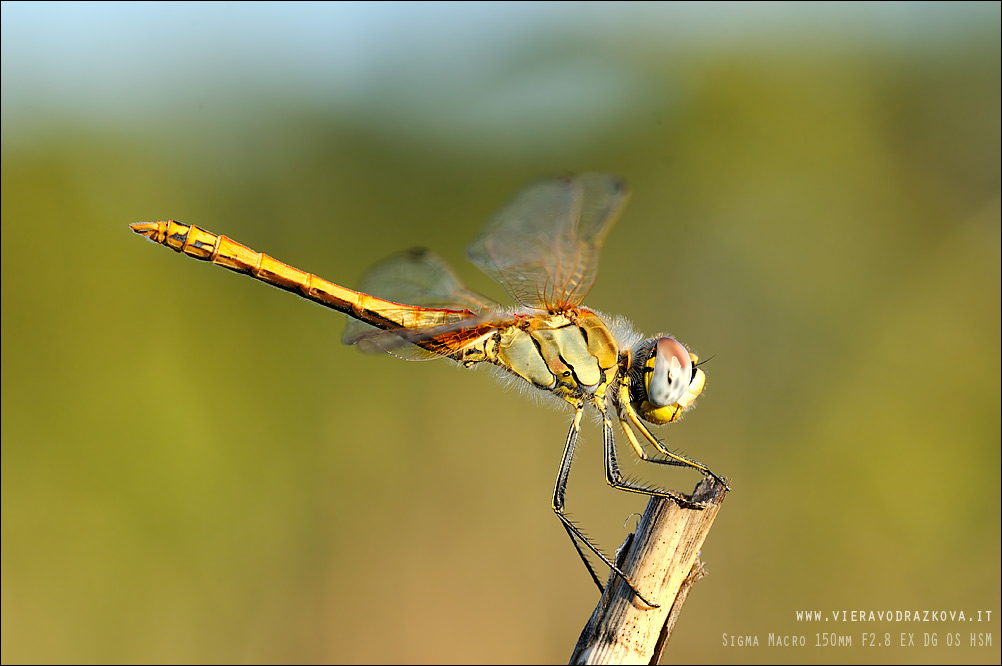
[130,173,725,607]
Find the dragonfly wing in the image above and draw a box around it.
[342,247,501,360]
[466,173,629,310]
[347,310,512,360]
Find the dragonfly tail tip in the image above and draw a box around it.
[130,221,166,242]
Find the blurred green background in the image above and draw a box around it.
[2,2,999,663]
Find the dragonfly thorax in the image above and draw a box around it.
[491,308,620,402]
[628,337,705,426]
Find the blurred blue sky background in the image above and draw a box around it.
[5,2,996,150]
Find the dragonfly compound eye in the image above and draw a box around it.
[646,337,693,408]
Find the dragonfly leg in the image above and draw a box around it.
[603,416,701,509]
[616,380,730,491]
[552,401,660,608]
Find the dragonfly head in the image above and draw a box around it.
[632,337,705,425]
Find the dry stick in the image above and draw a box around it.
[570,477,728,664]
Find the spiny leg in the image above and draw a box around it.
[616,380,729,491]
[552,404,605,592]
[627,409,730,490]
[597,399,699,509]
[552,401,660,608]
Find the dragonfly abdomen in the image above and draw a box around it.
[130,220,391,324]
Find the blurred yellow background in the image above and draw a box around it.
[2,3,998,663]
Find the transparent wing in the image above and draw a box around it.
[466,173,629,311]
[342,247,503,360]
[346,310,514,360]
